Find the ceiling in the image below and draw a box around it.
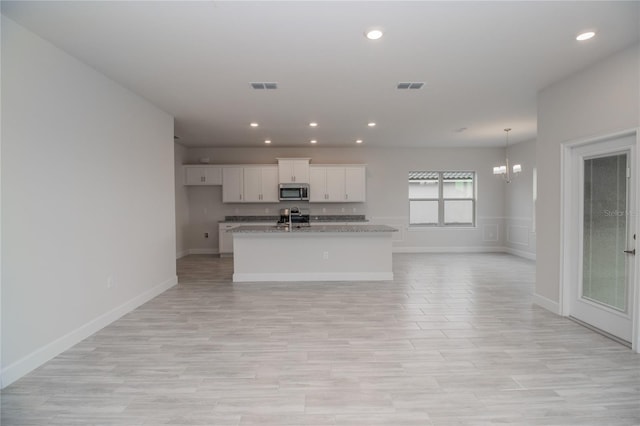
[2,1,638,148]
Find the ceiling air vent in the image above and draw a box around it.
[397,82,424,90]
[250,82,278,90]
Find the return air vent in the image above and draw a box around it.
[397,82,424,90]
[250,82,278,90]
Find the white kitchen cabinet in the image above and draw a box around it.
[277,158,310,183]
[309,166,328,202]
[325,167,346,202]
[184,166,223,185]
[309,165,366,202]
[218,223,237,256]
[222,167,244,202]
[243,166,279,202]
[219,222,275,255]
[344,166,366,202]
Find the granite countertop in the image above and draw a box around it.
[229,224,397,233]
[220,215,368,223]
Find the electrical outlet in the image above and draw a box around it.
[322,251,329,260]
[106,276,113,289]
[204,232,209,238]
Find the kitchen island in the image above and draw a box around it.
[229,224,397,282]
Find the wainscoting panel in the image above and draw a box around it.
[507,225,530,246]
[483,224,499,242]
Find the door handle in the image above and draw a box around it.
[624,249,636,255]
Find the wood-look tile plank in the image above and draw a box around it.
[1,253,639,425]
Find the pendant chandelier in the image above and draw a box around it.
[493,128,521,183]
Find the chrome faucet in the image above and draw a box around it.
[289,206,299,232]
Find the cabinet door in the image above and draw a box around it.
[325,167,346,202]
[184,166,223,185]
[261,166,279,202]
[309,167,327,202]
[218,224,236,254]
[222,167,244,203]
[278,159,310,183]
[184,167,207,185]
[291,160,310,183]
[243,167,262,202]
[345,166,366,202]
[278,161,294,183]
[204,167,223,185]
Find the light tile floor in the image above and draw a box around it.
[2,253,639,425]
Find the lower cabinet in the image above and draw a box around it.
[218,223,237,255]
[219,222,272,255]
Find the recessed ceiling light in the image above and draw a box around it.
[365,29,383,40]
[264,140,271,144]
[309,122,318,127]
[250,122,259,127]
[310,140,317,144]
[368,122,376,127]
[356,139,363,144]
[576,31,595,41]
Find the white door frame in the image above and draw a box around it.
[560,128,640,352]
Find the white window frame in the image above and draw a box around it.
[409,171,476,227]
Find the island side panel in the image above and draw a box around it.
[232,232,393,282]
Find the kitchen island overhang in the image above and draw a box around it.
[229,225,398,282]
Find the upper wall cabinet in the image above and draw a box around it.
[243,166,279,203]
[222,166,279,203]
[184,165,223,185]
[344,166,366,202]
[222,167,244,202]
[277,158,310,183]
[309,165,366,202]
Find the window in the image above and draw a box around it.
[409,171,476,226]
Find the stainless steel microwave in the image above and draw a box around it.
[278,183,309,201]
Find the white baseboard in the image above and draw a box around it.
[188,248,218,255]
[0,275,178,389]
[393,246,507,254]
[532,292,560,315]
[504,247,536,260]
[233,272,393,282]
[176,249,189,259]
[392,246,537,261]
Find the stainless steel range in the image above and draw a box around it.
[278,207,310,228]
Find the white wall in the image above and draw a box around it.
[183,146,508,254]
[174,143,190,258]
[1,17,177,387]
[504,139,537,259]
[536,43,639,310]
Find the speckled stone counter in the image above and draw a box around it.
[229,224,396,233]
[220,215,368,223]
[231,224,396,282]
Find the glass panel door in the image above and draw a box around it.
[582,154,628,311]
[567,134,636,345]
